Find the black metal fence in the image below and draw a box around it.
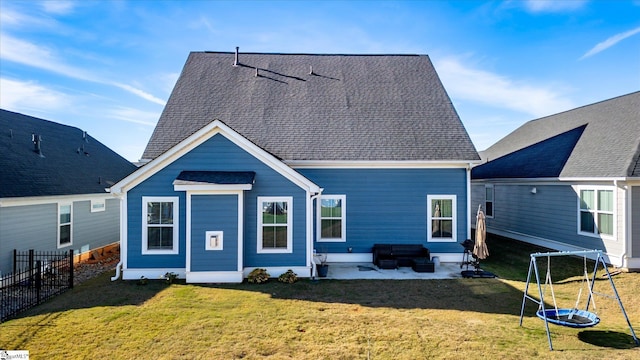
[1,249,74,322]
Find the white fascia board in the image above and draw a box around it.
[173,183,253,191]
[286,160,479,169]
[472,177,627,185]
[0,192,114,208]
[109,120,321,195]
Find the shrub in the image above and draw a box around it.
[278,269,298,284]
[248,268,270,284]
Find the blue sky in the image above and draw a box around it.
[1,0,639,162]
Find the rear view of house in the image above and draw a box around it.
[471,92,640,270]
[110,50,480,283]
[0,109,137,277]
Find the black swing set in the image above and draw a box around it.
[519,250,639,350]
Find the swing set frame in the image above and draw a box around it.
[519,250,639,350]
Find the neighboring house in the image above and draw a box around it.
[109,50,481,283]
[0,109,138,277]
[471,92,640,270]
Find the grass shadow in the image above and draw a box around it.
[577,330,639,349]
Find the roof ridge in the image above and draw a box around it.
[199,50,425,57]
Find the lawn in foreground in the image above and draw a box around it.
[1,237,639,359]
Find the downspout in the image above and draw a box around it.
[110,191,126,281]
[617,179,630,269]
[466,164,472,241]
[309,189,323,278]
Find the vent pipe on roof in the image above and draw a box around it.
[32,134,44,157]
[83,131,88,142]
[233,46,239,66]
[309,65,314,75]
[255,67,259,77]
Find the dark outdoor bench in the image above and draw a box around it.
[372,244,434,272]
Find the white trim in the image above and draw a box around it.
[0,192,113,208]
[287,160,480,169]
[257,196,293,253]
[186,271,243,283]
[472,177,626,185]
[109,120,321,195]
[122,268,186,280]
[427,194,457,243]
[57,202,73,248]
[317,194,347,242]
[142,196,180,255]
[575,185,616,240]
[90,198,106,212]
[121,193,128,270]
[173,183,252,191]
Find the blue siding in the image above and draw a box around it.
[127,134,308,270]
[190,195,238,272]
[298,168,469,254]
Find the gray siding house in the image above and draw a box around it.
[109,51,481,283]
[471,92,640,270]
[0,109,137,276]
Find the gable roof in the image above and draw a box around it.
[0,109,138,198]
[474,92,640,179]
[472,125,586,179]
[110,119,321,196]
[142,51,480,163]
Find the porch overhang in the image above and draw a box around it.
[173,170,255,191]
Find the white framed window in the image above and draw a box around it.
[91,198,106,213]
[484,185,494,218]
[317,195,346,242]
[58,203,72,248]
[578,186,614,238]
[257,196,292,253]
[205,231,224,251]
[427,195,457,242]
[142,197,179,254]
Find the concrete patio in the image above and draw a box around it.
[317,262,466,280]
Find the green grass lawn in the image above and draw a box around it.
[1,236,639,359]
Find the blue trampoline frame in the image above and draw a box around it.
[519,250,639,350]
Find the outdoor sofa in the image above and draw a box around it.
[372,244,434,272]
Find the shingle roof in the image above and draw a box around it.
[472,125,586,179]
[174,171,255,185]
[0,109,138,198]
[142,51,479,162]
[474,92,640,179]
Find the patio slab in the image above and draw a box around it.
[318,262,465,280]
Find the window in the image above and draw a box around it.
[427,195,457,242]
[579,187,614,237]
[205,231,223,251]
[58,203,72,248]
[484,185,494,217]
[318,195,346,242]
[91,199,106,212]
[258,197,292,253]
[142,197,179,254]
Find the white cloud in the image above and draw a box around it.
[106,106,159,127]
[41,0,76,15]
[0,77,72,112]
[580,26,640,59]
[435,57,574,118]
[0,33,165,105]
[523,0,587,13]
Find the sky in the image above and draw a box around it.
[1,0,639,162]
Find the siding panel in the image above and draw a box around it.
[299,168,469,254]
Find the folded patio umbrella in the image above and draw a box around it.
[473,209,489,260]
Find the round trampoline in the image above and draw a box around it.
[536,308,600,328]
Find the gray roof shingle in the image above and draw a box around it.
[0,109,138,198]
[477,92,640,179]
[142,51,479,162]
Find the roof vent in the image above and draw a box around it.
[83,131,89,142]
[255,67,259,77]
[233,46,239,66]
[309,65,314,75]
[32,134,44,157]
